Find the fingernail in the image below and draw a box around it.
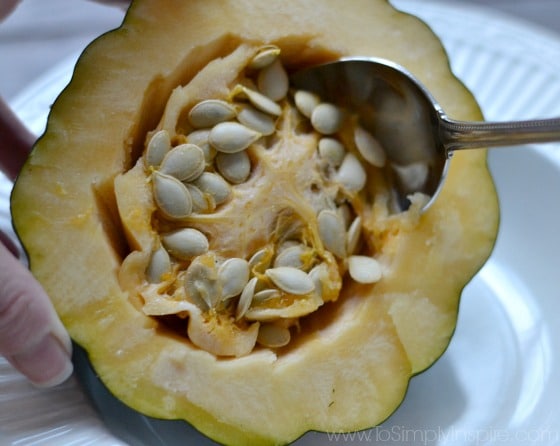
[51,321,73,356]
[11,334,74,388]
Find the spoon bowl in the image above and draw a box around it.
[291,57,560,210]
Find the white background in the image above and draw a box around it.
[0,0,559,103]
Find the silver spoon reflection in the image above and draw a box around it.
[291,58,560,210]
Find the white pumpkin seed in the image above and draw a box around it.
[215,151,251,184]
[257,324,291,348]
[185,183,215,213]
[248,45,281,70]
[392,162,429,193]
[294,90,320,119]
[218,258,250,300]
[186,129,216,163]
[248,248,272,271]
[354,124,386,167]
[310,103,344,135]
[252,288,281,303]
[185,258,220,309]
[145,246,171,283]
[237,105,276,136]
[152,171,193,219]
[265,267,315,295]
[257,59,289,101]
[232,85,282,116]
[317,209,347,259]
[236,276,258,320]
[161,228,209,260]
[159,143,205,182]
[209,121,261,154]
[346,216,362,255]
[193,172,231,206]
[337,202,353,228]
[335,152,367,192]
[273,244,307,268]
[145,129,171,167]
[347,255,383,284]
[188,99,237,128]
[318,137,346,167]
[308,263,329,299]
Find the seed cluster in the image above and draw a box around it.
[136,45,390,355]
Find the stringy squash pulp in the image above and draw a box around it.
[10,0,499,445]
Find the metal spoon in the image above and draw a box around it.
[291,57,560,210]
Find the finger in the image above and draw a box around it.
[0,98,36,181]
[0,230,19,258]
[0,242,73,387]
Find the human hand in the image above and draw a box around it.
[0,0,130,387]
[0,241,74,387]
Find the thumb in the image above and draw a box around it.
[0,241,73,387]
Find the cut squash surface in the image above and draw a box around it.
[11,1,499,445]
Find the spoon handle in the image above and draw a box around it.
[439,116,560,154]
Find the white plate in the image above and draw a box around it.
[2,1,560,444]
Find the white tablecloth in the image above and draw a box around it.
[0,0,125,102]
[1,0,559,107]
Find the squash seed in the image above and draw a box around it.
[145,129,171,167]
[310,103,344,135]
[184,183,215,214]
[335,152,367,192]
[318,137,346,167]
[392,161,429,193]
[236,276,258,320]
[257,59,289,102]
[159,143,205,182]
[317,209,347,259]
[337,202,353,228]
[248,45,281,70]
[308,263,329,299]
[346,216,362,255]
[161,228,209,260]
[186,129,216,163]
[354,124,386,167]
[215,151,251,184]
[193,172,231,206]
[185,257,221,309]
[265,267,315,295]
[232,84,282,116]
[218,258,250,300]
[248,247,272,272]
[209,121,261,154]
[145,246,171,283]
[252,288,282,303]
[237,104,276,136]
[152,171,193,219]
[257,324,291,348]
[347,255,383,284]
[188,99,237,128]
[294,90,320,119]
[273,244,307,268]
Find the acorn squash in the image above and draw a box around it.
[10,0,499,445]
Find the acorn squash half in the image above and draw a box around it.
[10,0,499,445]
